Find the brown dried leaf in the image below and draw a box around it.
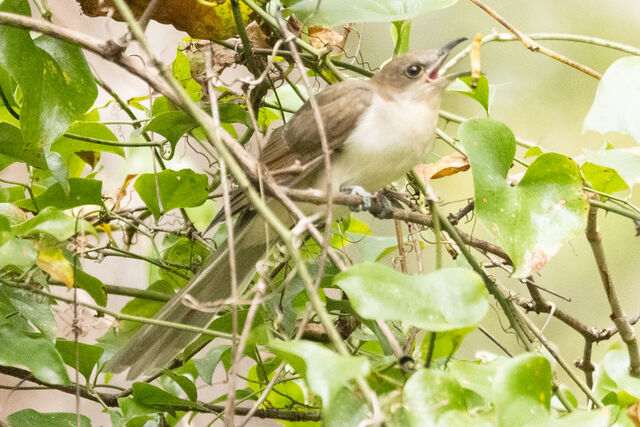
[114,173,138,211]
[414,152,470,181]
[76,0,254,40]
[245,21,270,49]
[308,26,344,52]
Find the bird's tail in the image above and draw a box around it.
[105,211,267,379]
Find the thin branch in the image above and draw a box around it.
[0,365,321,421]
[586,200,640,377]
[110,0,370,401]
[275,11,335,295]
[0,279,232,339]
[515,306,603,407]
[282,186,512,263]
[465,1,602,79]
[442,32,640,75]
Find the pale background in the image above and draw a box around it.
[1,0,640,425]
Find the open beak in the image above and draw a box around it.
[426,37,468,81]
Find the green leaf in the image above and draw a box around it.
[324,387,368,427]
[0,322,70,385]
[116,396,158,421]
[525,146,544,158]
[0,186,26,203]
[493,353,551,427]
[403,369,468,426]
[12,206,95,241]
[0,0,97,147]
[333,263,488,330]
[132,382,201,409]
[0,238,36,271]
[0,122,47,169]
[55,339,104,383]
[0,286,57,342]
[582,147,640,191]
[7,409,91,427]
[269,339,370,405]
[44,150,70,192]
[144,111,198,146]
[161,369,198,402]
[534,409,610,427]
[459,119,588,278]
[134,169,209,219]
[595,349,640,405]
[173,50,202,102]
[185,199,216,233]
[418,327,474,362]
[447,75,494,114]
[584,56,640,143]
[194,345,231,385]
[288,0,457,26]
[158,236,209,288]
[0,203,27,226]
[144,103,249,147]
[75,269,108,307]
[391,20,412,57]
[51,122,126,159]
[581,162,629,196]
[448,358,507,402]
[15,178,104,211]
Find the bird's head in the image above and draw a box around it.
[372,37,469,98]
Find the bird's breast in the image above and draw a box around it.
[326,92,441,192]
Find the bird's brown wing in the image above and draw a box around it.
[262,79,374,174]
[213,79,374,223]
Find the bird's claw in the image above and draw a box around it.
[374,190,394,219]
[340,185,372,212]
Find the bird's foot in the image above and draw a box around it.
[340,185,372,212]
[373,190,394,219]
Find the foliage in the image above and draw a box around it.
[0,0,639,425]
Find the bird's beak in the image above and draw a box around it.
[426,37,468,82]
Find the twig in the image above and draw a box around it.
[586,199,640,377]
[466,0,602,79]
[393,220,408,273]
[275,10,335,294]
[110,0,369,401]
[515,306,603,407]
[0,279,232,339]
[442,32,640,75]
[0,365,321,421]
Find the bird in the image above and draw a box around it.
[105,37,469,379]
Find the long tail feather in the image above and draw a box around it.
[105,211,267,379]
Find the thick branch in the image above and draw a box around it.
[282,187,511,262]
[586,201,640,377]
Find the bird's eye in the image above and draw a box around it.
[405,64,423,78]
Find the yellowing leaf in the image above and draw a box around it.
[95,223,115,243]
[114,173,137,211]
[77,0,254,40]
[37,246,74,287]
